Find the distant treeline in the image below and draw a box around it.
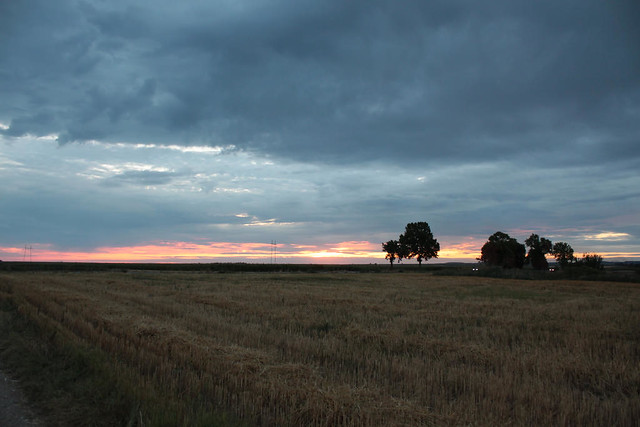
[477,231,611,272]
[1,261,638,282]
[0,262,388,273]
[382,223,612,272]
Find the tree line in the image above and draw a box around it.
[382,223,602,270]
[478,231,602,270]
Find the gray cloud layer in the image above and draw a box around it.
[1,1,639,261]
[2,0,639,165]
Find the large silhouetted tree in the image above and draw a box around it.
[398,222,440,266]
[479,232,526,268]
[525,234,553,270]
[552,242,575,268]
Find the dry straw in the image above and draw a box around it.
[1,271,639,425]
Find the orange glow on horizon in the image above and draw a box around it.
[1,241,638,264]
[291,241,382,259]
[1,241,389,263]
[0,242,273,263]
[438,242,482,260]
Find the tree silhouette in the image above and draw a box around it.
[479,232,525,268]
[398,222,440,266]
[525,234,553,270]
[382,240,401,269]
[581,253,603,270]
[551,242,575,268]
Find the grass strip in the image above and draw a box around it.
[0,297,241,426]
[0,297,140,425]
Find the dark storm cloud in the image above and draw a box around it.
[1,0,639,165]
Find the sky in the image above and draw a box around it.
[1,0,639,264]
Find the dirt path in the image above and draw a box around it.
[0,365,41,426]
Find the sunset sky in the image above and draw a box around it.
[1,1,639,264]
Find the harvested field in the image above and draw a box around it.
[1,271,639,425]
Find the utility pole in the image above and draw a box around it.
[270,240,277,264]
[23,244,32,262]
